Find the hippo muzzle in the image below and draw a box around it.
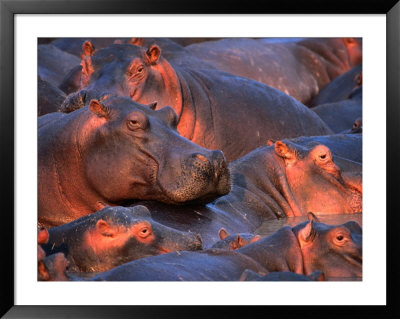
[158,149,231,205]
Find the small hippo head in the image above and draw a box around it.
[73,205,203,272]
[274,140,362,215]
[80,96,230,205]
[211,228,261,250]
[38,228,69,281]
[292,212,362,279]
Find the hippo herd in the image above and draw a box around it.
[37,37,362,282]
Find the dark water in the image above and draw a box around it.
[255,213,362,237]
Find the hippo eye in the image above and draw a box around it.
[127,112,148,131]
[137,66,144,73]
[127,119,141,130]
[333,233,348,246]
[138,227,151,238]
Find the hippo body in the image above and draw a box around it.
[38,44,80,86]
[92,214,362,281]
[42,206,202,272]
[310,64,362,106]
[312,87,362,134]
[185,38,362,105]
[38,76,67,116]
[62,43,332,162]
[134,134,362,248]
[38,96,230,227]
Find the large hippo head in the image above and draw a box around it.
[292,212,362,278]
[45,205,203,272]
[82,96,230,204]
[38,96,230,226]
[60,42,180,114]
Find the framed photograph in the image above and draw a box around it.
[1,0,398,317]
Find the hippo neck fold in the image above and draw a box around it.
[170,67,197,142]
[154,58,184,116]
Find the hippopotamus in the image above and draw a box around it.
[42,205,202,272]
[311,86,362,133]
[184,37,362,105]
[310,64,362,106]
[135,134,362,248]
[239,269,325,281]
[91,213,362,281]
[38,76,66,116]
[211,228,261,250]
[38,228,69,281]
[38,96,231,227]
[60,41,332,162]
[38,44,80,86]
[57,38,216,95]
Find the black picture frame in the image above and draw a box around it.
[1,0,399,317]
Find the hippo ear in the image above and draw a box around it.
[146,45,161,65]
[96,220,115,237]
[307,212,320,223]
[298,218,317,245]
[274,141,296,162]
[218,228,229,240]
[236,235,244,248]
[148,101,158,110]
[266,139,275,147]
[82,41,96,57]
[90,99,110,119]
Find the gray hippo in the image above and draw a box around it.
[60,41,332,162]
[38,44,80,86]
[312,86,362,134]
[38,96,230,227]
[184,37,362,105]
[38,76,66,116]
[91,213,362,281]
[42,205,202,273]
[310,64,362,106]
